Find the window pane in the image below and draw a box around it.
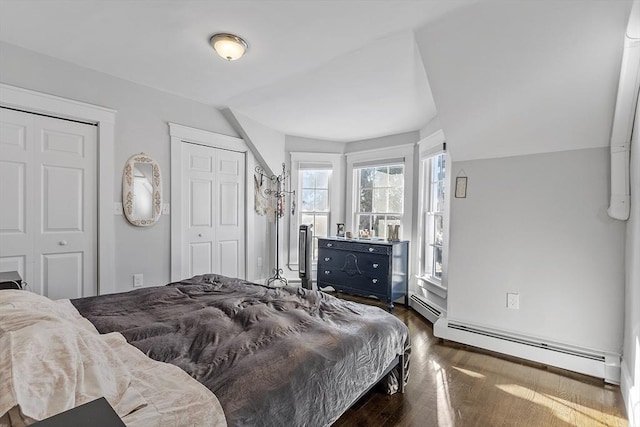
[315,170,330,189]
[357,215,371,233]
[301,189,315,211]
[436,182,445,212]
[434,246,443,279]
[373,166,388,186]
[314,189,329,211]
[426,244,435,276]
[302,170,315,188]
[359,188,372,213]
[388,166,404,187]
[314,214,328,238]
[359,168,374,189]
[372,188,388,212]
[427,214,435,245]
[389,187,403,212]
[301,214,315,228]
[437,155,446,181]
[435,214,444,246]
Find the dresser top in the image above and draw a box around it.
[320,236,408,246]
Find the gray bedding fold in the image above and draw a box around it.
[71,274,410,427]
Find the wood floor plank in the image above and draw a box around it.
[331,294,628,427]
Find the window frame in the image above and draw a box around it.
[415,131,450,298]
[298,168,331,260]
[353,164,405,240]
[288,152,343,271]
[345,144,414,243]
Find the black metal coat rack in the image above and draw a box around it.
[255,162,295,287]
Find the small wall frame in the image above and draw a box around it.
[455,176,468,198]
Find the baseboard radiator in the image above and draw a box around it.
[434,318,621,384]
[409,294,444,324]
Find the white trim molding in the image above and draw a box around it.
[0,83,117,294]
[621,357,639,426]
[168,122,248,282]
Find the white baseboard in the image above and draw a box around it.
[621,358,638,426]
[434,318,621,384]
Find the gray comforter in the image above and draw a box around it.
[71,274,410,427]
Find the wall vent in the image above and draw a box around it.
[447,322,604,362]
[409,294,443,324]
[434,318,621,384]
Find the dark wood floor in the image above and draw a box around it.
[331,294,628,427]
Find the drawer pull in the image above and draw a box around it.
[324,270,331,275]
[372,278,378,284]
[324,257,331,261]
[373,263,379,268]
[368,247,374,252]
[327,243,333,247]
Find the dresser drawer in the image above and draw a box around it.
[317,249,344,267]
[319,239,390,255]
[317,267,387,294]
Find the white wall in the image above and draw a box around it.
[622,103,640,424]
[415,1,631,162]
[285,135,345,154]
[345,131,419,153]
[447,148,626,354]
[0,42,257,292]
[225,108,285,176]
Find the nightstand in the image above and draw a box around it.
[0,271,22,290]
[31,397,125,427]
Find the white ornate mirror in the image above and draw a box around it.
[123,153,162,226]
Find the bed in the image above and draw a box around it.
[1,273,410,426]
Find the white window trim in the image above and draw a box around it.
[288,152,343,270]
[415,130,450,296]
[345,144,414,241]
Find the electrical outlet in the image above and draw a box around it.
[507,293,519,309]
[114,202,123,215]
[162,203,170,215]
[257,257,263,268]
[133,274,143,288]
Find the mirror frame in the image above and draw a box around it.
[123,152,162,226]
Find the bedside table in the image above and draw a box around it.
[31,397,125,427]
[0,271,22,290]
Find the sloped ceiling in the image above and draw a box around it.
[0,0,474,142]
[0,1,633,150]
[415,0,634,161]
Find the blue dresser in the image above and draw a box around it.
[317,237,409,311]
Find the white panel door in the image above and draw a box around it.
[0,108,97,298]
[216,149,245,278]
[183,142,216,277]
[0,109,34,285]
[182,142,245,279]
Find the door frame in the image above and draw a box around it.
[0,83,117,294]
[169,123,248,281]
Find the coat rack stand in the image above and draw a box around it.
[255,162,295,287]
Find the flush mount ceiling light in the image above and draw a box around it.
[210,33,248,61]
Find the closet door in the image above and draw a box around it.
[182,142,245,279]
[0,109,34,286]
[0,108,97,298]
[215,148,245,278]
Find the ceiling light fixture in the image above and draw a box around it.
[210,33,248,61]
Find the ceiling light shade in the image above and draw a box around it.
[210,33,248,61]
